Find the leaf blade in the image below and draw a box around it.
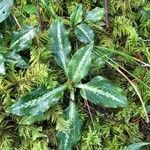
[10,26,37,52]
[85,7,104,22]
[0,0,13,23]
[75,23,94,43]
[67,44,93,83]
[6,85,65,116]
[49,19,71,73]
[126,142,150,150]
[57,102,82,150]
[70,3,83,26]
[0,54,5,75]
[77,76,128,108]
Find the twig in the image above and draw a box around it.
[104,0,109,28]
[13,15,21,29]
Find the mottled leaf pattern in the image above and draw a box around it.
[77,76,128,108]
[10,26,37,52]
[5,51,28,68]
[126,142,150,150]
[7,86,65,116]
[85,7,104,22]
[49,19,71,73]
[67,44,93,83]
[75,23,94,43]
[70,3,83,26]
[57,102,82,150]
[0,0,13,23]
[0,54,5,75]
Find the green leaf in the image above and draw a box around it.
[5,51,28,68]
[0,54,5,75]
[85,7,104,22]
[126,142,150,150]
[67,44,93,83]
[141,6,150,19]
[75,23,94,43]
[6,86,65,116]
[49,19,71,73]
[57,102,82,150]
[19,114,46,125]
[23,4,37,14]
[77,76,128,108]
[10,26,37,52]
[0,0,13,23]
[70,3,83,26]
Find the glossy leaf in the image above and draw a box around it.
[57,102,82,150]
[85,7,104,22]
[75,23,94,43]
[77,76,128,108]
[7,86,65,116]
[70,3,83,26]
[0,54,5,75]
[49,19,71,73]
[5,51,28,68]
[126,142,150,150]
[0,0,13,23]
[10,26,37,52]
[67,44,93,83]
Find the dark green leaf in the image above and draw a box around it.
[6,86,65,116]
[0,54,5,75]
[85,7,104,22]
[57,102,82,150]
[77,76,128,108]
[75,23,94,43]
[10,26,37,52]
[67,44,93,83]
[141,6,150,19]
[49,19,71,73]
[5,51,28,68]
[0,0,13,23]
[70,3,83,26]
[126,142,150,150]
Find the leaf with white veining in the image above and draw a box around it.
[0,0,13,23]
[10,26,37,52]
[70,3,83,26]
[6,85,65,116]
[77,76,128,108]
[75,23,94,43]
[5,51,28,68]
[0,54,5,75]
[85,7,104,22]
[67,44,93,83]
[126,142,150,150]
[49,19,71,73]
[57,102,82,150]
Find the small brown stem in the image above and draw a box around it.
[13,15,21,29]
[104,0,109,28]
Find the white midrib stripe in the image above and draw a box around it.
[10,27,36,49]
[12,86,64,112]
[77,25,92,42]
[72,46,91,80]
[77,84,124,104]
[57,21,67,71]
